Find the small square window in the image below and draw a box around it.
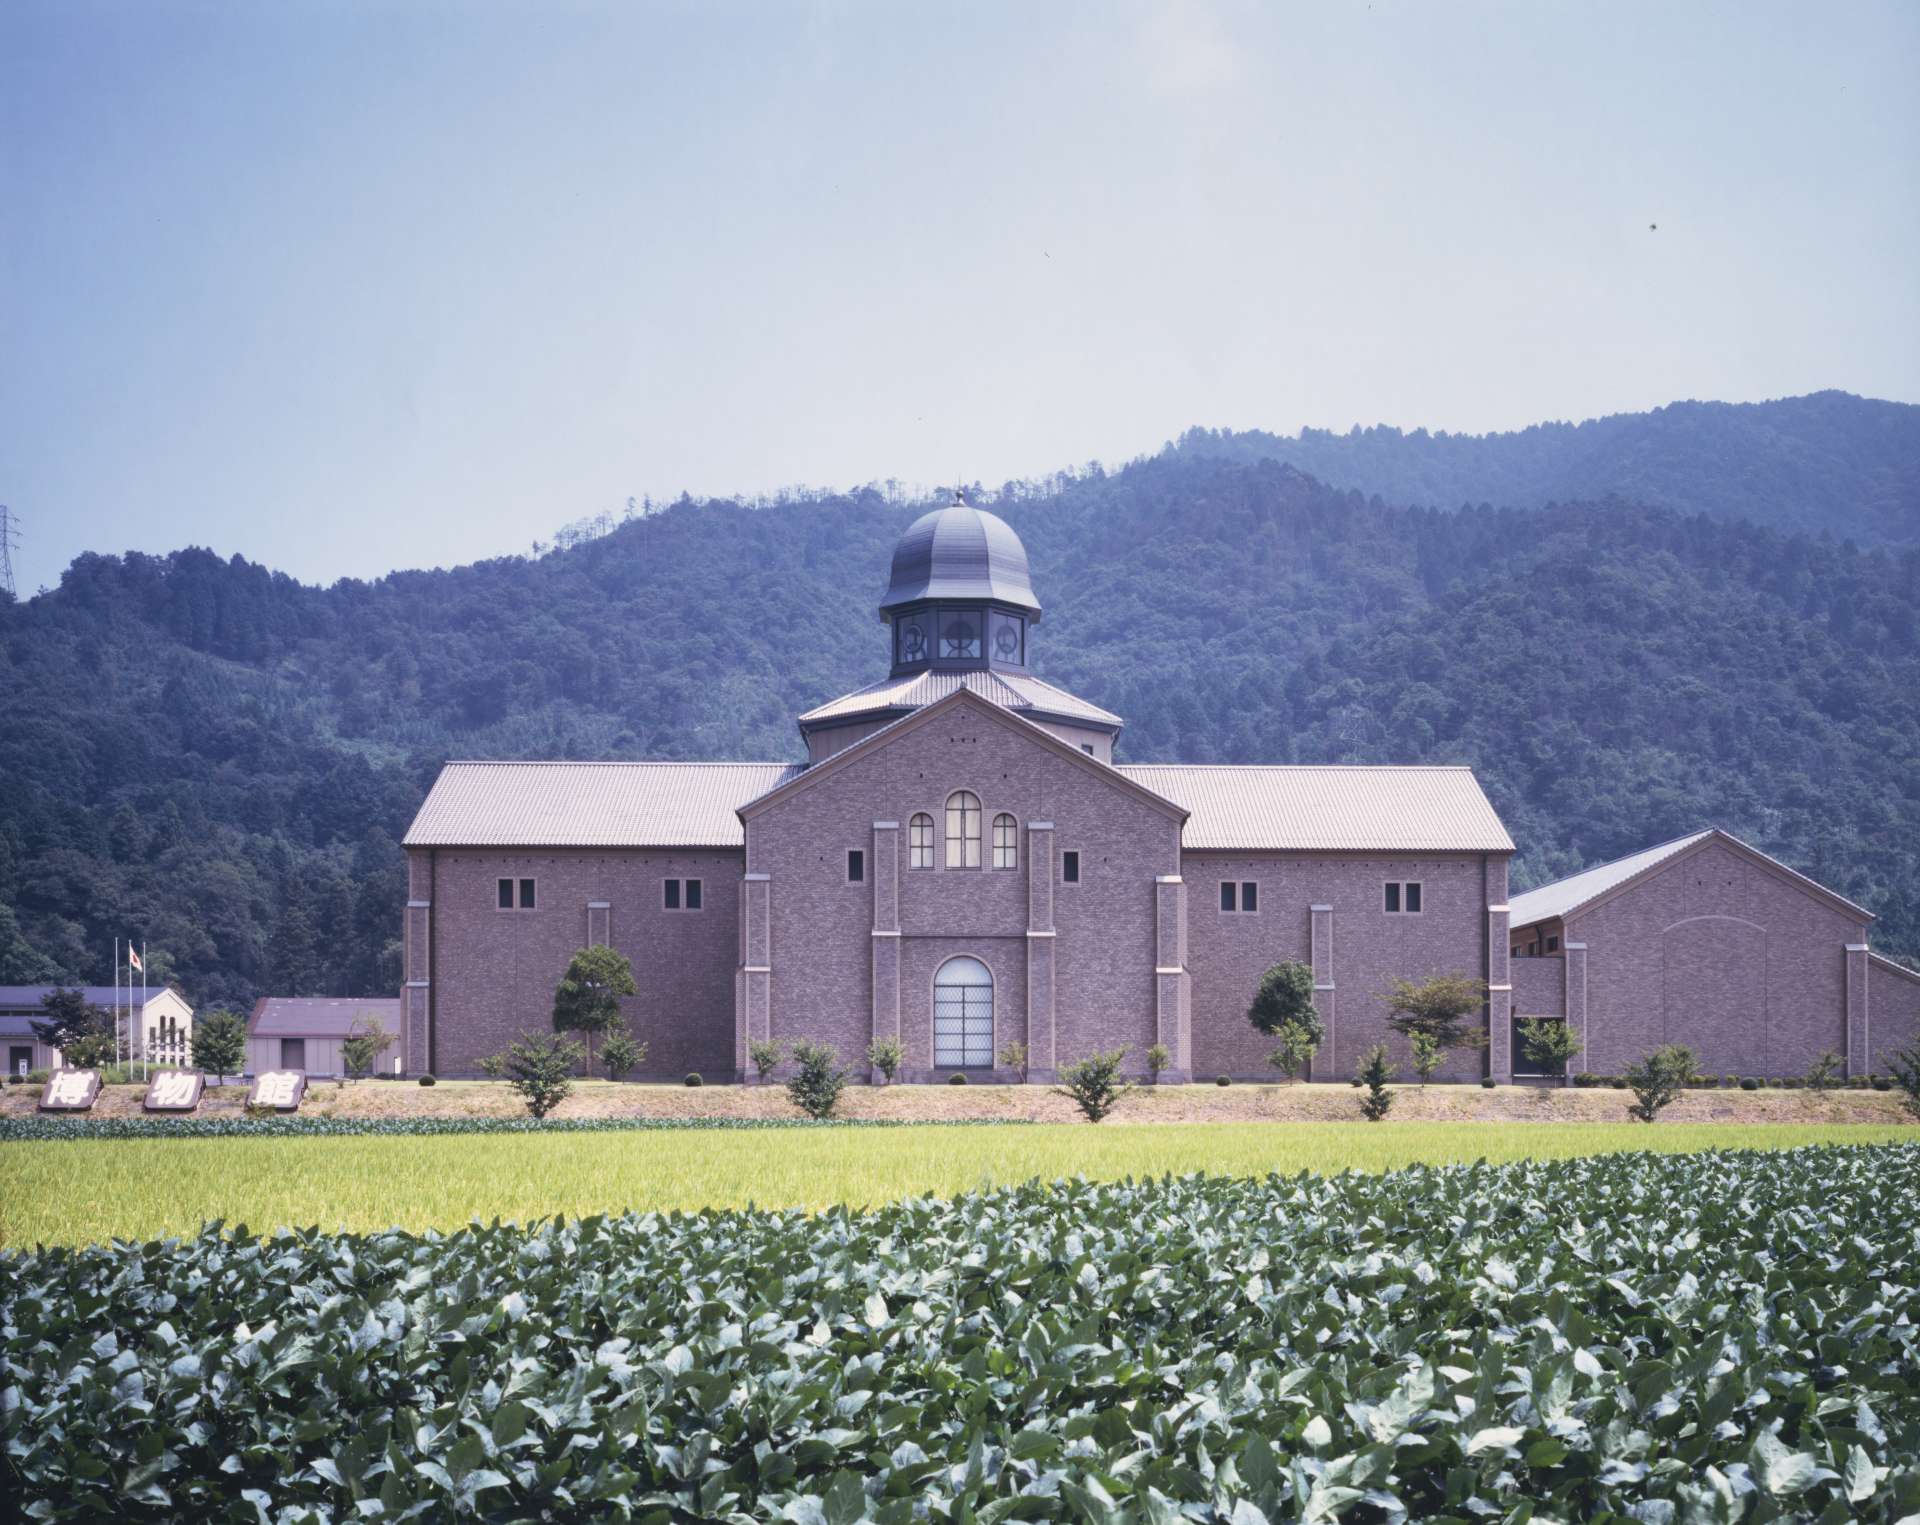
[848,850,865,883]
[1545,934,1559,953]
[1081,743,1095,755]
[1384,882,1401,914]
[1405,882,1422,914]
[1062,851,1080,884]
[1241,881,1258,913]
[519,878,536,910]
[685,878,702,911]
[497,878,513,910]
[1220,882,1237,913]
[664,879,681,910]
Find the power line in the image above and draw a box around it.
[0,505,18,599]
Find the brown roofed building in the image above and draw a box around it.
[247,997,404,1077]
[400,497,1910,1085]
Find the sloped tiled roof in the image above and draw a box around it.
[1507,832,1713,928]
[250,997,402,1038]
[798,669,1121,729]
[1115,765,1513,852]
[403,761,802,848]
[1507,828,1875,928]
[0,986,178,1014]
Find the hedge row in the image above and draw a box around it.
[3,1144,1917,1520]
[0,1114,1036,1144]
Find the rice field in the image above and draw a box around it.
[4,1119,1909,1247]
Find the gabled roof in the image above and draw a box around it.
[0,986,182,1014]
[250,997,402,1038]
[1508,828,1875,929]
[403,761,802,849]
[743,686,1185,823]
[798,668,1121,730]
[1118,765,1514,853]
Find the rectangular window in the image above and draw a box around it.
[519,878,536,911]
[1545,934,1559,953]
[281,1038,306,1071]
[1405,881,1421,914]
[498,878,534,910]
[1081,743,1095,755]
[1220,882,1237,912]
[1385,881,1422,914]
[664,879,681,910]
[685,878,702,910]
[1384,882,1400,914]
[498,878,514,910]
[848,850,865,883]
[1241,881,1258,913]
[1221,881,1259,913]
[1062,850,1080,884]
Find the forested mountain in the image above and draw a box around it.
[2,396,1918,1009]
[1173,391,1920,548]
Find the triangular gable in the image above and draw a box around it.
[739,686,1187,824]
[1550,828,1875,929]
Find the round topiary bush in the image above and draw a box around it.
[1872,1076,1891,1091]
[684,1072,703,1087]
[417,1074,436,1087]
[1740,1077,1759,1090]
[1480,1077,1496,1089]
[1610,1077,1626,1089]
[1216,1075,1231,1087]
[947,1073,968,1085]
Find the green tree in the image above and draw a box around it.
[1055,1047,1134,1123]
[189,1008,249,1084]
[1624,1044,1698,1123]
[1384,974,1489,1065]
[1518,1018,1582,1086]
[600,1028,645,1081]
[0,904,59,982]
[482,1033,586,1118]
[786,1040,849,1119]
[30,986,111,1055]
[1804,1049,1843,1091]
[1144,1043,1172,1083]
[340,1011,396,1083]
[1356,1044,1395,1121]
[1249,961,1324,1080]
[551,945,636,1076]
[749,1039,786,1080]
[1409,1031,1444,1087]
[866,1036,904,1082]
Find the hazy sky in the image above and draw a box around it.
[3,1,1916,592]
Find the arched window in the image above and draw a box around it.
[992,813,1018,870]
[945,791,981,868]
[908,813,934,870]
[934,956,994,1068]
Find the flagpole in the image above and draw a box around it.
[140,940,148,1079]
[113,936,120,1071]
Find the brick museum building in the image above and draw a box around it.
[400,500,1920,1083]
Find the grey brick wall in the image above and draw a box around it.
[1870,960,1920,1069]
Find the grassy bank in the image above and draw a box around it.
[4,1119,1910,1247]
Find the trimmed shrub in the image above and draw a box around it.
[1872,1076,1892,1092]
[1624,1043,1697,1123]
[1480,1077,1496,1089]
[948,1073,968,1085]
[480,1033,585,1119]
[866,1037,904,1083]
[418,1073,437,1087]
[1740,1077,1760,1091]
[1144,1044,1172,1083]
[684,1072,703,1087]
[786,1040,850,1120]
[1054,1048,1134,1123]
[1215,1075,1231,1086]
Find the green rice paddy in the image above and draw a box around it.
[3,1119,1908,1247]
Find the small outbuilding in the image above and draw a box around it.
[0,985,195,1076]
[247,998,404,1077]
[1507,829,1916,1079]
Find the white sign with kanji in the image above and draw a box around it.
[248,1069,307,1111]
[39,1068,101,1111]
[143,1069,204,1112]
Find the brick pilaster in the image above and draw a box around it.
[1026,822,1057,1079]
[1310,904,1335,1080]
[1563,942,1588,1080]
[1846,942,1871,1076]
[737,873,772,1078]
[871,822,901,1078]
[1154,875,1190,1081]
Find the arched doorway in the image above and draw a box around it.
[934,956,994,1069]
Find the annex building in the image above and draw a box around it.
[400,501,1920,1084]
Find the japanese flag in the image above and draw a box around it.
[128,946,142,973]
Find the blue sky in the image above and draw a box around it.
[3,0,1916,592]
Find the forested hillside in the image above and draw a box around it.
[1173,391,1920,548]
[2,396,1917,1008]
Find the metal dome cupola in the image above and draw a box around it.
[879,491,1041,675]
